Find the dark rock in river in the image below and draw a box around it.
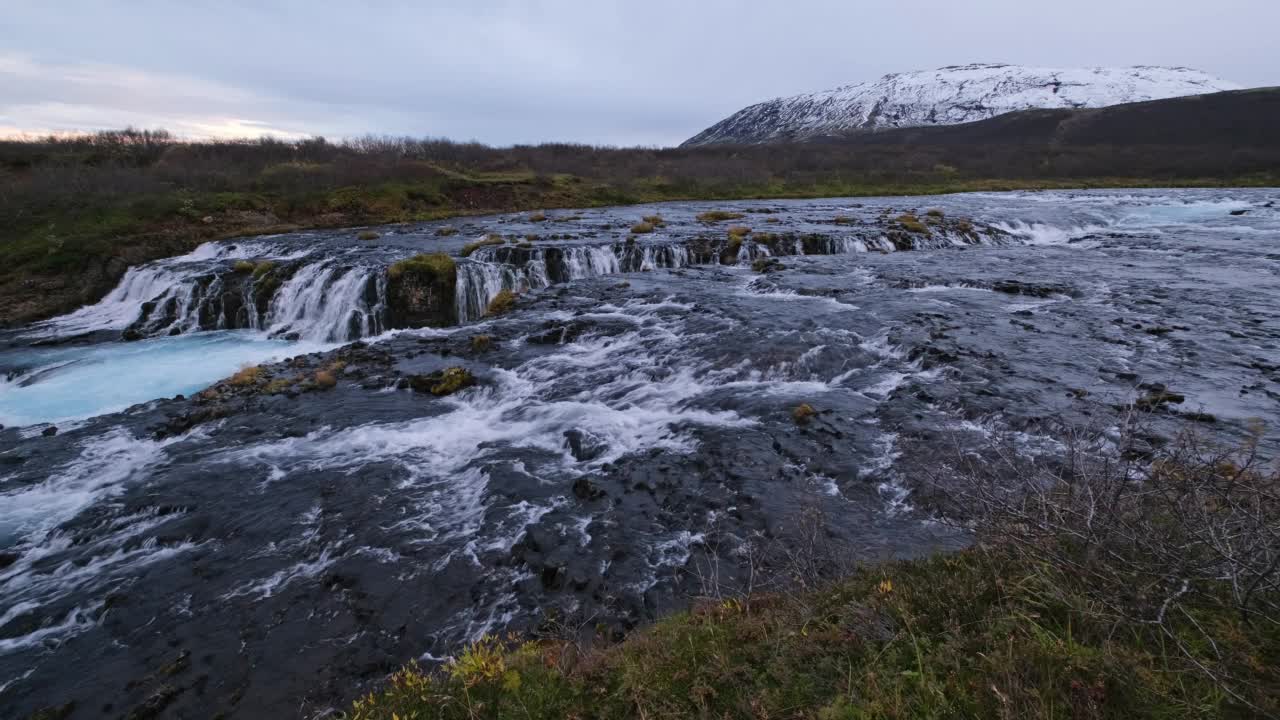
[387,262,456,328]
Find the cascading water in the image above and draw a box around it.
[265,262,387,342]
[455,243,701,322]
[27,265,191,337]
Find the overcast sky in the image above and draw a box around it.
[2,0,1277,147]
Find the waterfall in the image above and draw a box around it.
[26,265,190,337]
[563,246,622,278]
[454,259,544,323]
[29,222,1018,339]
[265,262,387,342]
[455,243,700,323]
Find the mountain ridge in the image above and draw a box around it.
[682,63,1242,146]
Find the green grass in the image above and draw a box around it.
[349,547,1278,719]
[387,253,457,285]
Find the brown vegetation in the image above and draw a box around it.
[228,365,262,386]
[461,234,507,257]
[697,210,746,223]
[485,289,517,316]
[791,403,817,424]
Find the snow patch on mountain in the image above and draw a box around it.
[682,64,1241,146]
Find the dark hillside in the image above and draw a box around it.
[818,87,1280,147]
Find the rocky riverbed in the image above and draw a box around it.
[1,189,1277,719]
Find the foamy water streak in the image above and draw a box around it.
[0,429,202,653]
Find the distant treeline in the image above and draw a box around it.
[3,95,1279,215]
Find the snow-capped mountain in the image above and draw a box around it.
[682,64,1241,146]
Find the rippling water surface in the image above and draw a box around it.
[0,189,1277,718]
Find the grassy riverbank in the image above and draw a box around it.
[2,129,1277,325]
[351,547,1277,719]
[348,429,1280,719]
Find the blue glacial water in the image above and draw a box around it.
[0,332,334,428]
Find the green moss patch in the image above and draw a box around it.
[461,234,507,257]
[388,253,456,285]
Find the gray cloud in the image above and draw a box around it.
[2,0,1277,146]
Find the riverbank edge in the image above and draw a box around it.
[5,175,1276,327]
[347,541,1278,719]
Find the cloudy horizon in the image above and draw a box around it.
[3,0,1278,147]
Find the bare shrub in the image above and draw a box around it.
[685,502,853,612]
[915,417,1280,710]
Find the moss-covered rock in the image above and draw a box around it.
[408,367,475,396]
[752,257,784,273]
[313,369,338,389]
[792,403,817,424]
[461,234,507,257]
[485,289,517,317]
[697,210,746,223]
[387,253,457,328]
[896,213,930,234]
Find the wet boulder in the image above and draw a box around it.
[752,257,785,274]
[991,280,1078,298]
[564,429,609,463]
[407,367,475,396]
[571,477,606,501]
